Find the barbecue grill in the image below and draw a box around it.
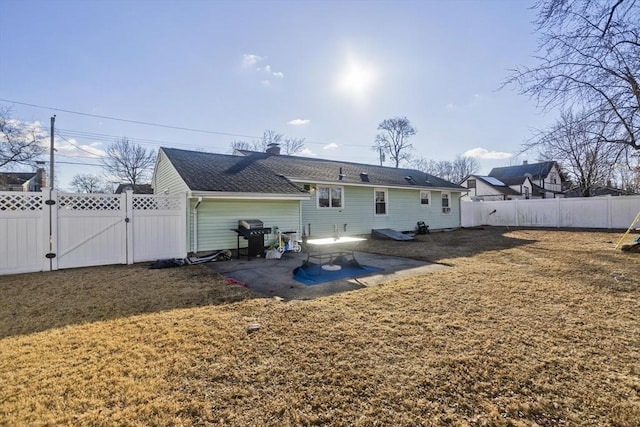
[233,219,272,260]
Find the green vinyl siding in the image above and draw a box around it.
[189,199,301,253]
[299,184,461,237]
[153,150,190,195]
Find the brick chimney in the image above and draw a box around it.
[523,160,528,165]
[36,167,46,190]
[266,143,281,155]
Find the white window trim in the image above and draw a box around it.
[316,185,344,209]
[374,188,388,216]
[420,190,431,207]
[441,192,451,215]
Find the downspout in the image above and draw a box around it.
[193,197,202,254]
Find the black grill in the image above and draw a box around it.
[233,219,272,260]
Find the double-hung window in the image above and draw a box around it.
[317,185,343,208]
[374,189,387,215]
[420,190,431,206]
[441,192,451,214]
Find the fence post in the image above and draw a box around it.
[45,188,59,271]
[514,199,519,227]
[125,190,134,264]
[557,197,561,228]
[607,195,612,229]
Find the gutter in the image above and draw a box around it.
[193,197,202,254]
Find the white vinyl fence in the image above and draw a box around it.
[461,195,640,229]
[0,189,187,276]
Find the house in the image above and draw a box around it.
[114,183,154,194]
[461,161,565,200]
[488,161,565,199]
[152,145,466,254]
[0,168,46,192]
[460,175,531,201]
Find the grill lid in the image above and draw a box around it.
[238,219,264,229]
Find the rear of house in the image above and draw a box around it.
[153,146,465,254]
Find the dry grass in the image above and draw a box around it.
[1,228,639,426]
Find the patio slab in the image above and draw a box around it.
[205,251,448,300]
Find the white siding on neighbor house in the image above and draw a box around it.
[153,150,190,195]
[299,184,461,237]
[189,199,301,253]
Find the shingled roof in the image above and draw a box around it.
[235,150,464,190]
[161,148,308,195]
[489,161,557,181]
[161,147,465,194]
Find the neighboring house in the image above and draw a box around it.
[152,145,466,253]
[460,175,530,201]
[461,161,565,200]
[487,161,565,199]
[0,169,46,192]
[114,183,154,194]
[565,185,638,197]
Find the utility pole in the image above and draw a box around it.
[378,145,385,166]
[50,115,55,189]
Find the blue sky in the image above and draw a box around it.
[0,0,552,190]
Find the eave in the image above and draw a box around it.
[188,191,310,201]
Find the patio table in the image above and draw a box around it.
[304,236,366,270]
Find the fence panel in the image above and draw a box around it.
[1,190,188,275]
[130,194,186,262]
[462,195,640,229]
[0,192,45,275]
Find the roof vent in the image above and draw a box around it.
[404,176,417,185]
[360,172,369,182]
[339,167,345,180]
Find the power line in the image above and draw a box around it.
[0,98,260,139]
[1,97,373,148]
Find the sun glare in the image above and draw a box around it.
[336,56,377,101]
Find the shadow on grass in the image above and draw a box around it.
[359,226,539,264]
[0,263,260,339]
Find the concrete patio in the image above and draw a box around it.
[206,250,448,300]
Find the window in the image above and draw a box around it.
[420,190,431,206]
[441,192,450,214]
[467,178,476,188]
[524,186,530,199]
[317,185,343,208]
[374,189,387,215]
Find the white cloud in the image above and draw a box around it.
[299,148,316,157]
[323,143,339,150]
[258,65,272,73]
[55,138,105,158]
[242,54,263,68]
[287,119,310,126]
[463,147,512,160]
[272,71,284,78]
[261,79,271,86]
[445,103,455,110]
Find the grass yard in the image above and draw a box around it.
[1,228,639,426]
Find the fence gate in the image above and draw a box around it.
[0,190,187,275]
[54,192,128,270]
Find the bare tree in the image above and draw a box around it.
[452,155,480,183]
[531,109,626,196]
[0,107,46,169]
[102,137,155,185]
[69,173,111,193]
[505,0,640,150]
[230,130,305,155]
[282,137,305,155]
[412,155,478,183]
[373,117,416,168]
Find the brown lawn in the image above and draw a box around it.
[1,228,639,426]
